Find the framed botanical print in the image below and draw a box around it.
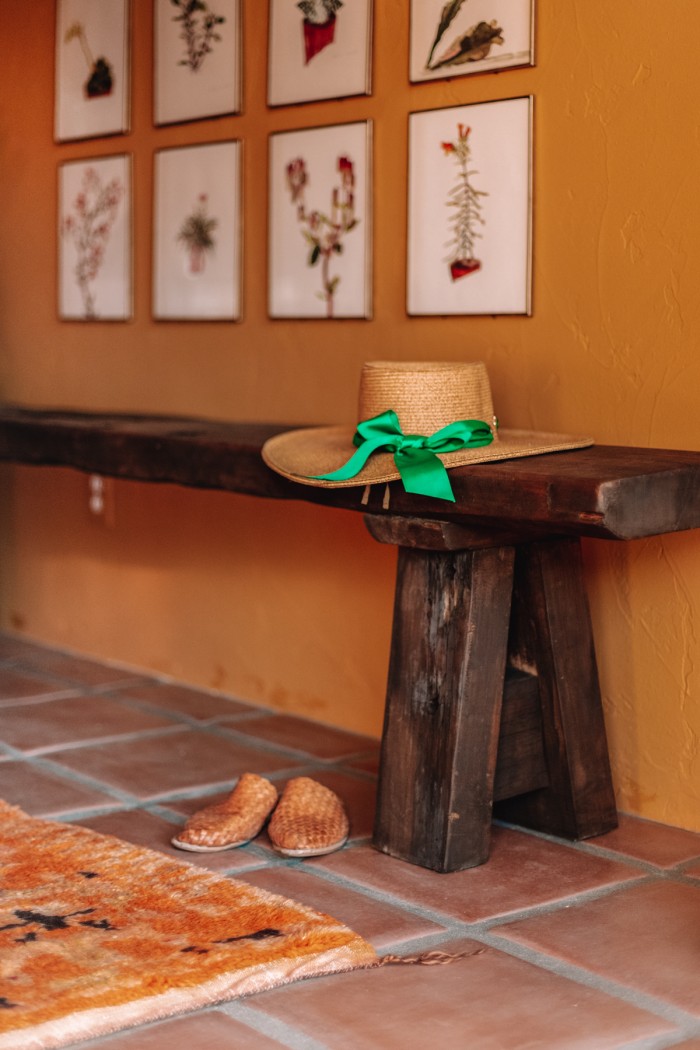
[409,0,535,83]
[54,0,130,142]
[407,97,532,316]
[58,155,132,321]
[154,0,241,125]
[268,0,372,107]
[153,141,242,321]
[268,121,372,319]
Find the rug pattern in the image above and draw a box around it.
[0,801,375,1049]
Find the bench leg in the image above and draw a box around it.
[496,538,618,840]
[373,544,515,873]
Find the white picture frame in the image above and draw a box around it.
[268,0,372,107]
[153,141,242,322]
[55,0,130,142]
[58,155,132,321]
[269,121,372,320]
[409,0,535,84]
[154,0,241,125]
[407,97,532,317]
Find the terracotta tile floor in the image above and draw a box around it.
[1,633,699,1049]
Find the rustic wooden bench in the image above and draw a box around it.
[2,405,700,872]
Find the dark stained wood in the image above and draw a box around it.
[493,669,549,802]
[373,544,515,872]
[2,405,700,539]
[364,513,549,550]
[494,539,618,839]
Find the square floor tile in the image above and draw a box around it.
[224,712,377,761]
[0,760,115,815]
[0,634,49,662]
[48,729,298,800]
[0,667,76,704]
[494,880,700,1016]
[15,648,147,689]
[117,682,253,722]
[312,830,643,923]
[592,813,700,868]
[94,1010,287,1048]
[247,936,675,1049]
[241,866,446,951]
[0,695,175,753]
[75,809,263,874]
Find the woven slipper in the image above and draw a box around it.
[171,773,278,852]
[268,777,350,858]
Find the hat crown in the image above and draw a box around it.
[358,360,495,434]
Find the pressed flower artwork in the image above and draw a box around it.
[154,0,241,125]
[55,0,130,141]
[58,155,131,321]
[409,0,534,84]
[268,0,372,106]
[269,122,372,319]
[407,97,532,316]
[441,124,487,281]
[153,141,241,320]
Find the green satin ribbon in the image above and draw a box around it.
[312,409,494,502]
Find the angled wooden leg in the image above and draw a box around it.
[372,543,515,872]
[495,538,618,840]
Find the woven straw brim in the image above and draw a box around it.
[262,425,593,489]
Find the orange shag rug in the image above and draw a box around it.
[0,801,376,1049]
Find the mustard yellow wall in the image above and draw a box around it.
[1,1,699,830]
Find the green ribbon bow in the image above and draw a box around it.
[312,409,494,502]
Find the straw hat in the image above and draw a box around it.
[262,361,592,501]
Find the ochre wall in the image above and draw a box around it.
[1,1,699,829]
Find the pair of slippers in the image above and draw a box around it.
[171,773,349,858]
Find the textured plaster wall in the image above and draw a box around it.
[0,1,699,829]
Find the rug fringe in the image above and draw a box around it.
[372,948,486,967]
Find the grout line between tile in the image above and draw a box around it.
[222,1000,331,1050]
[476,928,700,1029]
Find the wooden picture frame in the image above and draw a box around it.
[268,121,372,319]
[58,155,132,321]
[268,0,372,107]
[154,0,241,125]
[409,0,535,84]
[55,0,130,142]
[407,97,532,316]
[153,141,242,321]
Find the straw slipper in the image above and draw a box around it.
[268,777,350,858]
[171,773,278,852]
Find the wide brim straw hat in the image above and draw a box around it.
[262,361,592,495]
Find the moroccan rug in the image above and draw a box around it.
[0,800,376,1049]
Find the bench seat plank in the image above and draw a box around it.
[1,405,700,540]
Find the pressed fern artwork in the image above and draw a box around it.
[170,0,227,72]
[154,0,240,124]
[177,194,218,275]
[441,124,488,281]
